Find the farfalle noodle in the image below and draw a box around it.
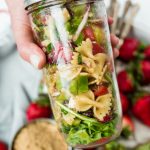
[75,90,94,112]
[75,38,94,59]
[93,94,112,121]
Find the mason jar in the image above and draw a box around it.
[25,0,122,148]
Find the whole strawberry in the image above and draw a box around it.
[143,46,150,60]
[119,38,140,62]
[117,70,134,93]
[0,141,8,150]
[132,95,150,127]
[120,92,129,114]
[26,94,52,121]
[121,115,134,139]
[138,60,150,84]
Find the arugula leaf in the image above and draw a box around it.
[61,109,68,115]
[64,119,117,146]
[65,16,82,34]
[61,123,71,134]
[67,129,92,145]
[72,4,86,16]
[56,101,117,146]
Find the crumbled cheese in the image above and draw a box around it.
[68,97,76,109]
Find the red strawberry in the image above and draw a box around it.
[0,141,8,150]
[119,38,140,61]
[102,114,113,123]
[139,60,150,83]
[117,70,134,93]
[132,95,150,127]
[121,115,134,139]
[92,42,104,55]
[93,85,108,97]
[83,26,95,41]
[144,46,150,60]
[26,95,52,121]
[120,92,129,114]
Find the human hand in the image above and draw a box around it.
[6,0,119,69]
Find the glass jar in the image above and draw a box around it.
[25,0,122,148]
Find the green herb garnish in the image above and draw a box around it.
[74,34,84,46]
[69,75,89,95]
[46,43,53,53]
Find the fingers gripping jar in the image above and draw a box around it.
[25,0,122,148]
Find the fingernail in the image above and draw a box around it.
[30,54,40,69]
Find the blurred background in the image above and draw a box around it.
[0,0,150,150]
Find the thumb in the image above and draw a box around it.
[6,0,46,69]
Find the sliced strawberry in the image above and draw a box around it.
[92,42,104,55]
[83,26,95,41]
[94,85,108,97]
[102,114,113,123]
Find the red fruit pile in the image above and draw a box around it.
[26,94,52,121]
[117,37,150,128]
